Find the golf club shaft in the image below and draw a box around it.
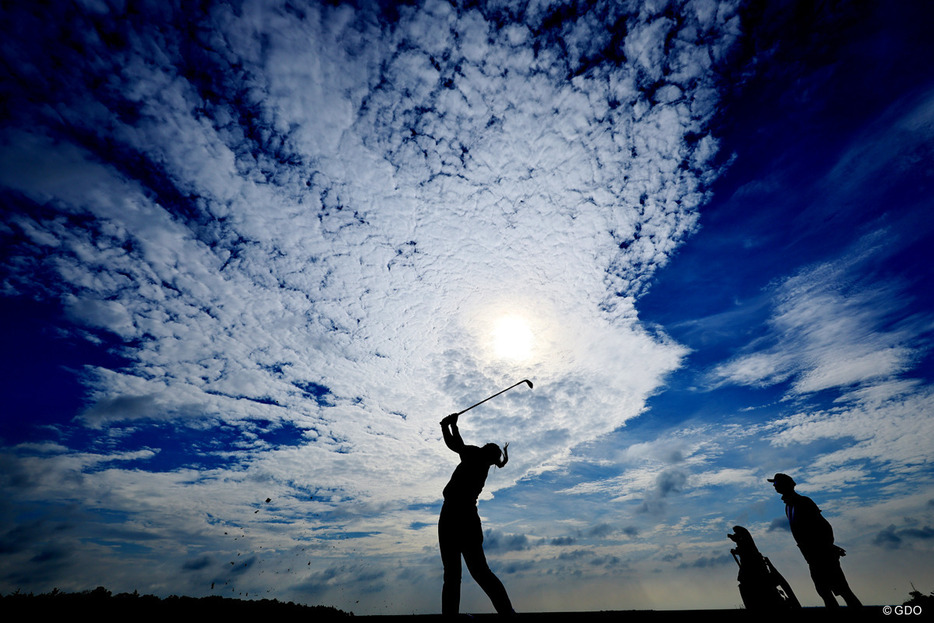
[456,379,532,416]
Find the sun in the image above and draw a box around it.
[491,315,534,361]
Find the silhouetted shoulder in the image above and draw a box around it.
[797,493,818,507]
[792,493,822,515]
[459,445,483,461]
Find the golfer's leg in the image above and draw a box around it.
[463,538,513,614]
[836,570,862,607]
[811,575,839,607]
[439,512,462,615]
[840,587,862,607]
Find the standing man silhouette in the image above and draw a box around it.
[439,412,515,616]
[769,473,862,607]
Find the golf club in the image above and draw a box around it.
[455,379,533,416]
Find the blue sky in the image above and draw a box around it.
[1,0,933,614]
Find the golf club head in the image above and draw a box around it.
[523,379,533,389]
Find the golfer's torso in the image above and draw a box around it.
[443,446,490,505]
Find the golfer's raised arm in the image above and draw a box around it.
[441,413,465,452]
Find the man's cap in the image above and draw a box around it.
[768,473,795,486]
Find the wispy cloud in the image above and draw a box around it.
[710,230,932,396]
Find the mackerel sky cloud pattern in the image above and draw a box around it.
[2,0,934,614]
[1,0,739,491]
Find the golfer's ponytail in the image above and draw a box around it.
[495,442,509,468]
[482,442,509,468]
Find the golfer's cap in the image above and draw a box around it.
[768,473,795,486]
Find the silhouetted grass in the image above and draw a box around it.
[2,585,925,620]
[0,586,352,618]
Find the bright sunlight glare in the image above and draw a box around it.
[491,315,534,361]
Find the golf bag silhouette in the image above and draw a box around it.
[728,525,800,610]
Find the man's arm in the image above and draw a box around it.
[440,413,465,453]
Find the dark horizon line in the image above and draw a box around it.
[0,585,917,620]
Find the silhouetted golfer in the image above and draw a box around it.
[769,473,862,607]
[439,412,515,616]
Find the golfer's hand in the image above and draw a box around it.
[440,413,459,426]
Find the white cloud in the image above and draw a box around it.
[0,0,748,611]
[1,0,741,487]
[765,385,934,476]
[711,231,931,396]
